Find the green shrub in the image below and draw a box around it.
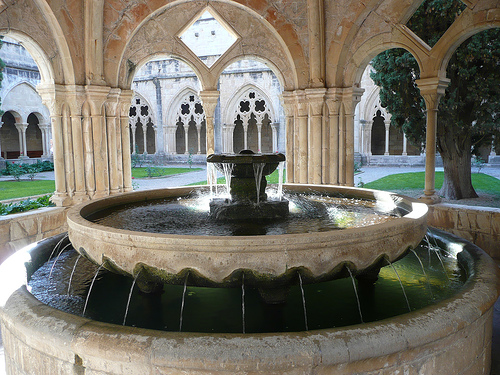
[0,194,54,216]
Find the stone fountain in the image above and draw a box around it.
[0,152,498,374]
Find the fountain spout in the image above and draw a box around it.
[207,150,289,221]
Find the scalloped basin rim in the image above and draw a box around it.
[66,184,428,286]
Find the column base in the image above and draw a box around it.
[418,193,442,205]
[50,193,73,207]
[72,192,90,204]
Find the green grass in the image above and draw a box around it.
[0,180,56,200]
[364,172,500,194]
[131,167,202,179]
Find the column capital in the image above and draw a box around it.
[85,85,112,115]
[294,90,308,117]
[199,90,220,118]
[341,86,365,115]
[15,122,29,131]
[416,77,450,110]
[280,90,296,116]
[325,88,341,114]
[305,88,326,117]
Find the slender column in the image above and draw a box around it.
[165,125,176,154]
[271,123,279,153]
[416,77,450,204]
[61,106,75,196]
[183,124,189,154]
[306,88,326,184]
[295,91,308,183]
[106,89,121,195]
[403,134,408,156]
[15,123,28,158]
[39,124,47,156]
[119,90,133,192]
[87,85,111,199]
[196,124,202,154]
[130,124,137,154]
[199,90,220,155]
[257,122,262,153]
[281,91,295,182]
[325,89,340,184]
[243,124,248,150]
[341,87,364,186]
[384,120,390,156]
[490,135,496,157]
[142,123,148,154]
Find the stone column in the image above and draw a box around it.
[196,124,202,154]
[306,88,326,184]
[38,84,72,206]
[243,124,249,151]
[106,88,121,195]
[86,85,111,199]
[416,77,450,204]
[490,135,496,157]
[199,90,220,155]
[66,88,88,203]
[164,125,176,154]
[384,120,390,156]
[142,123,148,155]
[130,123,137,154]
[257,122,262,153]
[281,91,295,182]
[271,123,279,153]
[295,91,308,183]
[325,89,340,185]
[39,123,51,158]
[183,124,189,154]
[119,90,133,192]
[341,87,364,186]
[15,123,28,159]
[402,134,408,156]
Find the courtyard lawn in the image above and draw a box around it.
[0,180,56,200]
[131,167,202,179]
[364,172,500,195]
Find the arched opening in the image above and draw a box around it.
[0,111,20,159]
[218,58,284,155]
[26,113,43,158]
[370,110,385,155]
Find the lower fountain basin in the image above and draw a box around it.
[0,230,498,374]
[66,184,428,288]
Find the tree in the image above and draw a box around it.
[370,0,500,200]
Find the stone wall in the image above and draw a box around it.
[0,207,68,265]
[428,203,500,264]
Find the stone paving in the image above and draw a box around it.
[1,163,499,374]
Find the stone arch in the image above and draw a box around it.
[2,82,50,123]
[224,85,276,154]
[0,25,71,85]
[431,9,500,77]
[113,1,300,91]
[167,88,206,155]
[345,33,426,88]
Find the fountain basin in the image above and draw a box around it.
[0,230,498,374]
[66,184,428,288]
